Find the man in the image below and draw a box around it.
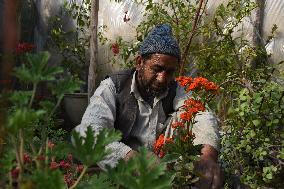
[75,24,222,188]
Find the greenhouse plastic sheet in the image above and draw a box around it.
[98,0,284,74]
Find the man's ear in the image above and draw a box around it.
[135,55,143,71]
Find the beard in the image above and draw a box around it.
[137,70,167,97]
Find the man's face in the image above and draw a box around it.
[136,53,178,97]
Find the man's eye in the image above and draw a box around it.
[166,69,175,75]
[152,67,162,73]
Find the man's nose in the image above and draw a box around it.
[156,71,168,84]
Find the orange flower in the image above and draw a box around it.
[153,134,165,154]
[194,77,208,84]
[176,76,193,87]
[171,121,185,129]
[180,112,193,121]
[153,134,173,158]
[183,98,205,112]
[186,82,199,91]
[177,76,219,93]
[204,81,219,91]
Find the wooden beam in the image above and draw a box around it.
[88,0,99,102]
[0,0,20,157]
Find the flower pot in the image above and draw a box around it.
[63,93,88,130]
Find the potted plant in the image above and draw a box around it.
[47,0,92,128]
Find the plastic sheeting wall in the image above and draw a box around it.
[31,0,284,83]
[96,0,144,82]
[97,0,284,82]
[34,0,76,67]
[263,1,284,66]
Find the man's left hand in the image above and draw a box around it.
[195,145,223,189]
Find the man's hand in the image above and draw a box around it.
[123,150,138,162]
[195,145,223,189]
[124,150,160,165]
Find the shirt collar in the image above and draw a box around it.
[130,71,169,102]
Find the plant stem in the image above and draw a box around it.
[12,136,23,184]
[12,137,21,168]
[45,138,49,170]
[9,170,13,189]
[29,83,37,108]
[30,143,40,168]
[69,166,88,189]
[19,129,24,166]
[179,0,205,76]
[49,96,63,118]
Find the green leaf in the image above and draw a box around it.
[50,76,83,99]
[71,127,121,166]
[252,119,261,126]
[161,153,180,164]
[266,173,272,180]
[77,173,115,189]
[7,108,45,134]
[14,51,62,84]
[107,147,173,189]
[9,91,32,107]
[31,169,65,189]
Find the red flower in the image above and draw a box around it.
[60,160,71,170]
[23,153,32,164]
[36,155,45,161]
[50,161,59,170]
[15,42,36,54]
[111,43,120,55]
[67,154,73,163]
[157,150,165,158]
[11,167,20,178]
[76,164,84,173]
[123,11,131,22]
[64,172,75,187]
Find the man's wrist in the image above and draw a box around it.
[200,144,218,161]
[124,150,137,162]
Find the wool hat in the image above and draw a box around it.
[139,24,181,61]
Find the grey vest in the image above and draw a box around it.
[107,69,177,150]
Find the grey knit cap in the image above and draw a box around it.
[139,24,181,61]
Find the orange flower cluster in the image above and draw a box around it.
[180,98,205,121]
[176,76,219,92]
[153,134,173,158]
[184,98,205,110]
[175,76,193,87]
[153,76,218,158]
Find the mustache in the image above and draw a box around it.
[146,84,167,97]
